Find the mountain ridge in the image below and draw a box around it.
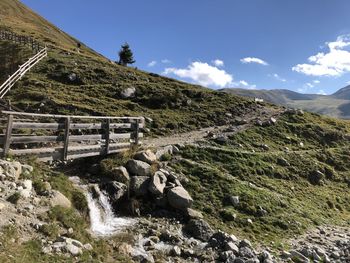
[221,86,350,119]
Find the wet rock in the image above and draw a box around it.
[134,150,157,165]
[167,186,193,210]
[130,176,150,197]
[126,160,151,176]
[103,181,127,202]
[148,171,167,195]
[184,219,214,242]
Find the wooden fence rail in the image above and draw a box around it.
[0,111,145,162]
[0,30,43,52]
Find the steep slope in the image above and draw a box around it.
[222,87,350,119]
[0,0,99,58]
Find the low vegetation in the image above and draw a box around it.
[171,112,350,247]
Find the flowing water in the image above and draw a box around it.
[86,187,136,236]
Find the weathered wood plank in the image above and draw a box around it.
[3,114,13,157]
[105,119,110,155]
[2,111,145,121]
[63,117,70,161]
[11,122,143,130]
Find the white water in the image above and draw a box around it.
[86,189,136,236]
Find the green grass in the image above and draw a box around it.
[171,112,350,247]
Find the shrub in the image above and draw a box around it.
[7,192,20,204]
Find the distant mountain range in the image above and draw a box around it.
[220,86,350,119]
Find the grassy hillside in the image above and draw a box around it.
[0,0,263,136]
[172,111,350,246]
[222,88,350,119]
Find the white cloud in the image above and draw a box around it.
[161,59,171,64]
[317,89,327,95]
[238,80,256,89]
[240,57,269,66]
[147,60,157,67]
[313,80,320,84]
[272,73,286,82]
[292,34,350,77]
[163,61,233,88]
[212,59,224,67]
[305,83,314,88]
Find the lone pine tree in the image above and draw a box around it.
[118,43,135,66]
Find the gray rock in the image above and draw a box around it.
[156,145,173,160]
[186,208,203,219]
[184,219,214,242]
[50,190,72,208]
[290,250,310,263]
[239,239,252,248]
[171,246,181,256]
[103,181,127,202]
[229,196,240,206]
[167,186,193,210]
[130,176,150,197]
[239,246,255,258]
[126,159,151,176]
[110,166,130,183]
[308,170,325,185]
[225,242,239,254]
[134,150,157,164]
[148,171,167,195]
[277,157,290,166]
[120,86,136,99]
[65,243,82,255]
[220,250,236,262]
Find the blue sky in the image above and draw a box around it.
[21,0,350,94]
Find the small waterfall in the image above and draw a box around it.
[86,187,136,236]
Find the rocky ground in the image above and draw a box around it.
[0,108,349,262]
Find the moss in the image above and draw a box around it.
[7,192,20,204]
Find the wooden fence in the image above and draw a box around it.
[0,111,145,162]
[0,30,43,53]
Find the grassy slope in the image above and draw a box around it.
[172,111,350,248]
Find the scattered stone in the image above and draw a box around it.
[110,166,130,184]
[126,160,151,176]
[167,186,193,210]
[148,171,167,195]
[120,86,136,99]
[184,219,214,242]
[185,208,203,219]
[50,190,72,208]
[229,195,240,206]
[134,150,157,165]
[308,170,325,185]
[156,145,173,160]
[130,176,150,197]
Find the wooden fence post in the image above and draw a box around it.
[3,114,13,157]
[63,117,70,161]
[133,119,140,147]
[105,119,110,155]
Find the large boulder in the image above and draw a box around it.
[102,181,127,202]
[126,160,151,176]
[167,186,193,210]
[134,150,157,165]
[120,86,136,99]
[184,219,214,242]
[148,171,167,195]
[50,190,72,208]
[130,176,150,197]
[110,166,130,184]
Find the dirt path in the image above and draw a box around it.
[143,107,282,148]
